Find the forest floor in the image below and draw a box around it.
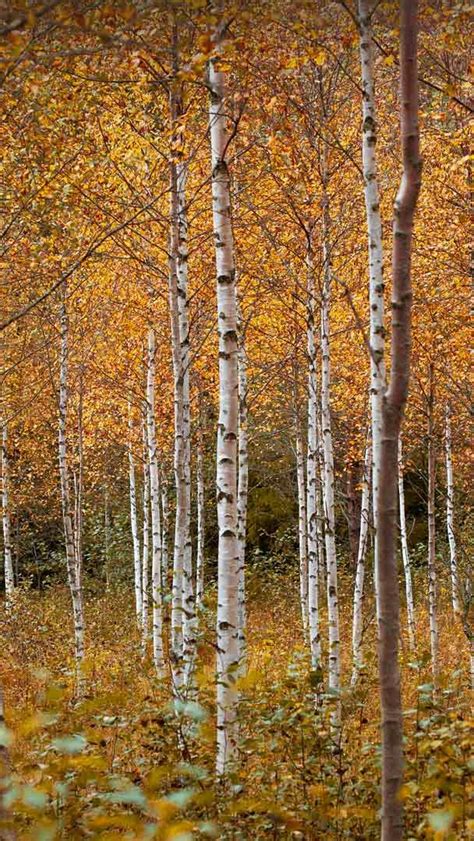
[1,570,472,839]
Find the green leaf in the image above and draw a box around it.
[428,809,455,833]
[52,734,87,754]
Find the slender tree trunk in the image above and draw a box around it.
[128,403,142,624]
[375,2,422,836]
[1,424,15,603]
[427,364,439,680]
[104,486,110,590]
[358,0,386,618]
[397,438,416,650]
[196,435,205,611]
[161,477,170,592]
[141,419,150,654]
[306,240,321,669]
[74,365,84,594]
[146,329,165,677]
[445,403,460,615]
[236,299,248,668]
[320,183,340,712]
[351,438,371,684]
[295,416,308,638]
[168,53,188,691]
[209,15,240,775]
[58,292,85,685]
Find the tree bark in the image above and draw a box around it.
[128,402,143,624]
[375,1,422,837]
[196,434,205,611]
[397,438,416,650]
[141,418,150,655]
[445,403,460,615]
[146,328,165,677]
[58,291,85,686]
[306,240,321,669]
[358,0,386,618]
[351,437,371,684]
[295,415,308,638]
[209,14,240,775]
[1,423,15,604]
[427,364,439,680]
[320,182,340,714]
[236,298,248,668]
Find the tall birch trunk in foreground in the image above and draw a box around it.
[320,187,340,709]
[1,423,15,603]
[58,291,85,682]
[141,420,150,653]
[397,438,416,650]
[445,403,460,615]
[209,16,240,775]
[375,2,422,836]
[128,404,142,623]
[427,364,439,680]
[351,438,371,684]
[161,478,170,591]
[358,0,386,616]
[236,299,248,667]
[306,240,321,668]
[146,329,165,676]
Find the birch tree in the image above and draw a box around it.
[58,291,85,685]
[306,239,321,669]
[128,403,142,623]
[209,11,240,775]
[1,423,15,604]
[375,1,422,836]
[351,438,371,684]
[196,434,205,611]
[141,419,150,653]
[295,415,308,637]
[427,364,439,679]
[445,403,460,615]
[397,437,416,650]
[236,299,248,667]
[146,328,165,676]
[358,0,386,615]
[320,184,340,709]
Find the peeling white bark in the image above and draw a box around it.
[141,418,150,654]
[295,419,308,638]
[306,242,321,669]
[236,298,248,668]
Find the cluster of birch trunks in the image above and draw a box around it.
[0,2,471,840]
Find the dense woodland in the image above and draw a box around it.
[0,0,472,838]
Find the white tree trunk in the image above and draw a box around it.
[128,403,142,624]
[141,419,150,654]
[161,478,170,591]
[427,367,439,680]
[358,0,386,618]
[236,299,248,668]
[351,438,371,684]
[209,24,240,775]
[146,329,165,677]
[1,423,15,603]
[196,434,205,611]
[320,188,340,712]
[306,243,321,669]
[58,293,85,683]
[397,438,416,650]
[176,162,196,691]
[295,419,308,638]
[445,403,460,615]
